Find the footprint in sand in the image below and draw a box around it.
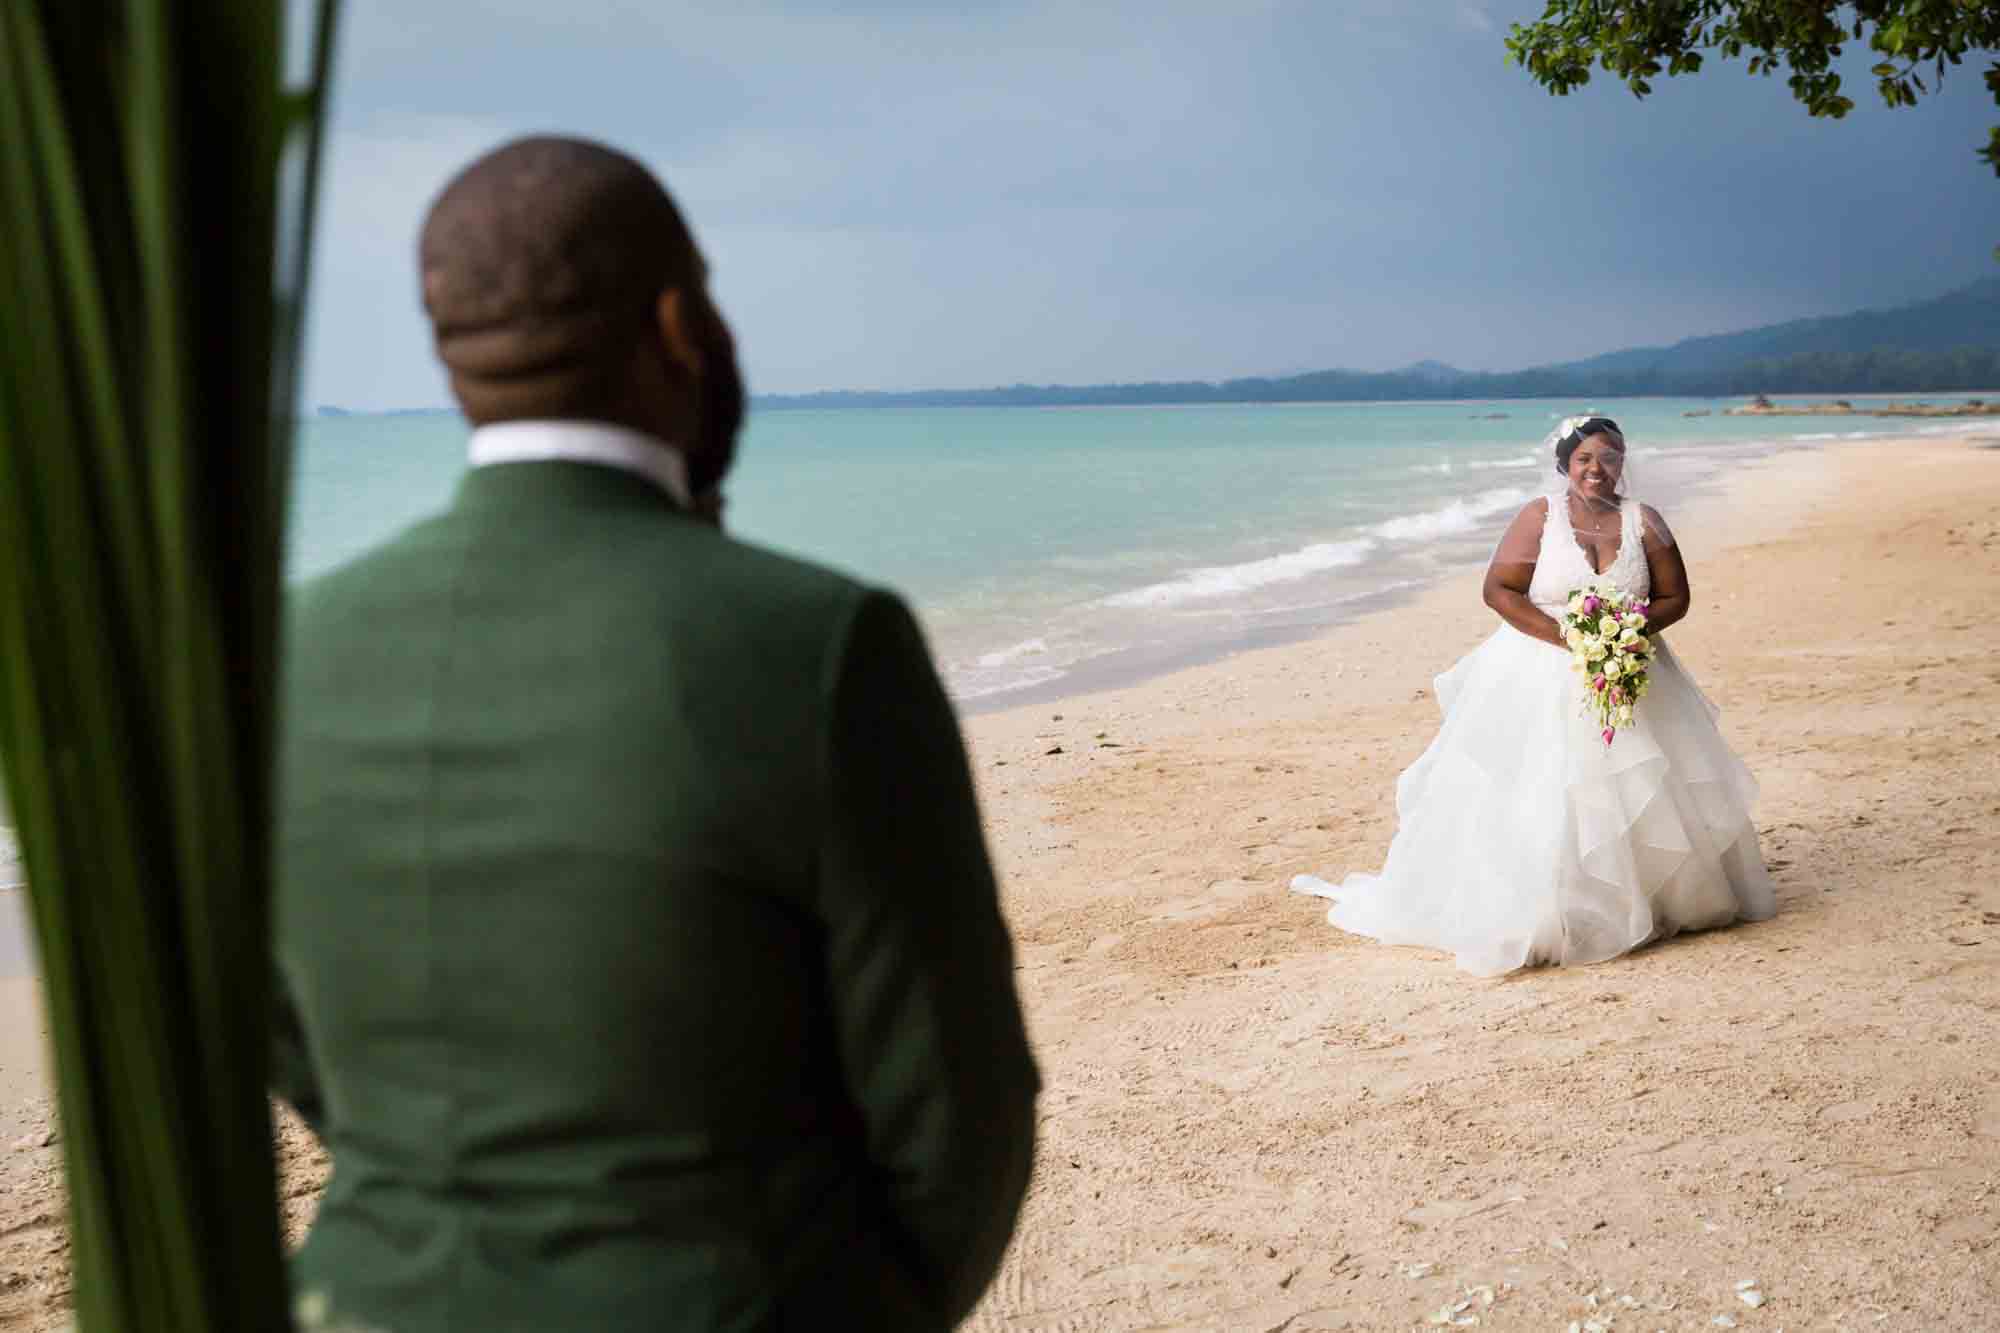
[1818,1099,1875,1125]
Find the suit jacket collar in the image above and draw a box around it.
[467,420,692,510]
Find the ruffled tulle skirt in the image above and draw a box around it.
[1292,625,1775,977]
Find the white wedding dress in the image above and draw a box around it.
[1293,493,1776,976]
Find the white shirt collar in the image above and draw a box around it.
[466,420,692,510]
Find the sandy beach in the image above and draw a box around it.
[3,434,1997,1330]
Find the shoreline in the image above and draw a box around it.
[956,436,1859,748]
[956,428,1876,717]
[1726,400,2000,420]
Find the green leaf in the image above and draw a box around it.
[0,1,342,1328]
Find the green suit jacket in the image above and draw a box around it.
[274,459,1039,1331]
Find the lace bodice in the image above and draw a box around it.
[1527,494,1649,615]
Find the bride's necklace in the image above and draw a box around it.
[1567,493,1617,537]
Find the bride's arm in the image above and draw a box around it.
[1482,498,1564,648]
[1639,503,1690,634]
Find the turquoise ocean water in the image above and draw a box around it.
[290,395,1994,709]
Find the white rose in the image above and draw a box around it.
[1604,658,1624,679]
[1598,616,1620,637]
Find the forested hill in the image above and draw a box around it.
[752,276,2000,409]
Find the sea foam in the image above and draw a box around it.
[1101,485,1530,610]
[1368,486,1530,542]
[1102,538,1378,609]
[976,637,1050,667]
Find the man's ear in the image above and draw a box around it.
[654,286,706,384]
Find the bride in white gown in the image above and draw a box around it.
[1292,416,1775,976]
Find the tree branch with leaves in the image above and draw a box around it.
[1506,1,2000,175]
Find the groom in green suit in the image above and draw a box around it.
[273,137,1039,1331]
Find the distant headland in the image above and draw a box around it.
[310,276,2000,418]
[748,276,2000,412]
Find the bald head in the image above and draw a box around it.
[420,136,703,424]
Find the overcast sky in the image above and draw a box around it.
[299,1,2000,409]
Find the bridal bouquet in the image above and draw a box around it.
[1560,584,1654,746]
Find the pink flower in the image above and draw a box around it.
[1602,727,1616,745]
[1592,675,1606,692]
[1582,596,1601,615]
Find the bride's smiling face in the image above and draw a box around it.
[1567,435,1625,500]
